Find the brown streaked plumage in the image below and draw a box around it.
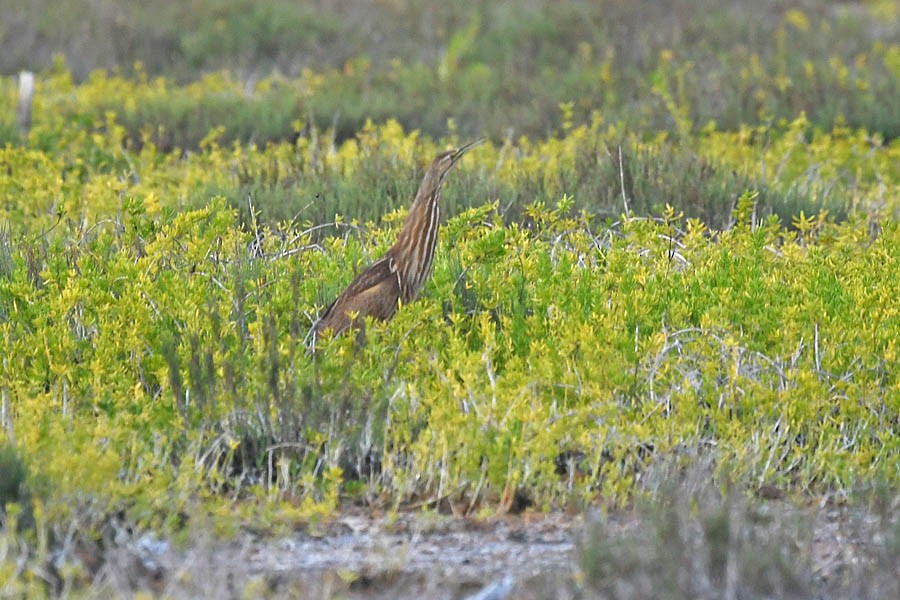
[313,139,483,339]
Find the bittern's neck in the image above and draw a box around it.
[390,176,444,302]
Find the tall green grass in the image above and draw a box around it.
[2,1,899,145]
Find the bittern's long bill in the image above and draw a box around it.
[312,138,484,341]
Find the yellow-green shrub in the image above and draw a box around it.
[0,90,898,535]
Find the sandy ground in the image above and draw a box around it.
[255,512,580,599]
[91,499,896,600]
[105,511,581,599]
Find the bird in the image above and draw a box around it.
[312,138,484,340]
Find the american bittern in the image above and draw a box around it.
[313,139,483,339]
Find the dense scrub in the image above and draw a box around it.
[0,1,898,595]
[1,112,898,525]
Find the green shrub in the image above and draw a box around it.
[0,444,28,512]
[1,103,898,592]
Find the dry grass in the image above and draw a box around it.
[578,457,900,600]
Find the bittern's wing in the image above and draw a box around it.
[313,256,402,336]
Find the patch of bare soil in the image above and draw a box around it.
[91,501,895,599]
[103,511,581,599]
[255,512,581,599]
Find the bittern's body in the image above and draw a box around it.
[313,140,481,338]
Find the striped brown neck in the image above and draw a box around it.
[389,171,443,302]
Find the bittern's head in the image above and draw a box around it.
[429,138,485,184]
